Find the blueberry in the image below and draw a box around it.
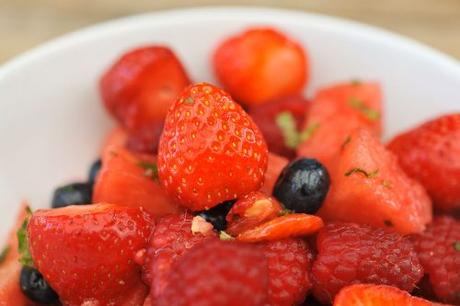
[273,158,330,214]
[197,200,235,231]
[88,159,102,185]
[20,266,58,304]
[51,183,92,209]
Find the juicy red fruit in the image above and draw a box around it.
[142,213,217,299]
[248,95,309,159]
[311,222,424,304]
[156,240,269,306]
[158,83,268,210]
[411,216,460,304]
[260,238,313,306]
[100,46,190,153]
[388,113,460,213]
[28,203,153,306]
[213,28,308,106]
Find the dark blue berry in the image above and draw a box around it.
[51,183,92,209]
[88,159,102,185]
[197,200,235,231]
[273,158,330,214]
[20,266,58,304]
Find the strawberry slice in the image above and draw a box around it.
[100,46,191,153]
[27,203,153,305]
[318,128,432,234]
[333,284,441,306]
[297,82,382,169]
[226,191,282,236]
[94,145,181,216]
[236,213,324,242]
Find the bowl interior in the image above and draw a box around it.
[0,7,459,239]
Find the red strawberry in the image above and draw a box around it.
[156,240,269,306]
[260,238,313,306]
[100,46,190,153]
[411,216,460,304]
[0,204,34,306]
[27,203,153,305]
[248,95,309,158]
[236,213,324,243]
[387,113,460,213]
[318,128,432,234]
[333,284,438,306]
[226,191,283,236]
[158,83,268,211]
[142,213,217,299]
[297,82,382,169]
[312,222,424,304]
[260,152,289,195]
[100,127,128,156]
[93,145,181,216]
[213,28,308,106]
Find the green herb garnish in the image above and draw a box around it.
[348,97,380,121]
[341,135,352,150]
[345,167,379,178]
[454,241,460,252]
[0,246,10,264]
[299,123,320,143]
[278,209,294,217]
[275,111,319,149]
[17,206,33,267]
[138,161,159,181]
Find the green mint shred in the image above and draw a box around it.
[341,135,352,150]
[219,231,234,241]
[454,241,460,252]
[275,111,319,149]
[278,209,294,217]
[138,161,159,181]
[348,97,380,121]
[0,246,10,264]
[17,206,34,267]
[345,167,379,178]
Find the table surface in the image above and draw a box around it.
[0,0,459,64]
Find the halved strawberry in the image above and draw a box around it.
[248,95,309,158]
[28,203,153,305]
[236,213,324,242]
[318,128,432,234]
[333,284,439,306]
[297,82,382,169]
[94,145,181,216]
[226,191,283,236]
[100,46,191,153]
[260,153,289,195]
[213,28,308,106]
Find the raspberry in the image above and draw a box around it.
[156,240,269,306]
[142,213,217,298]
[311,223,423,304]
[411,216,460,304]
[259,238,313,306]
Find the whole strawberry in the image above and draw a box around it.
[387,113,460,213]
[142,213,217,299]
[27,203,153,305]
[259,238,313,306]
[411,216,460,304]
[156,240,269,306]
[311,222,423,304]
[158,83,268,210]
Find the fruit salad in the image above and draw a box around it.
[0,26,459,306]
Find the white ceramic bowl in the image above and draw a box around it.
[1,7,459,239]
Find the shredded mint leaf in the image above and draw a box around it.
[341,135,352,150]
[299,123,320,143]
[219,231,234,241]
[348,97,380,121]
[278,209,294,216]
[454,241,460,252]
[17,206,33,267]
[138,161,159,181]
[275,111,300,149]
[345,167,379,178]
[0,246,10,264]
[275,112,319,149]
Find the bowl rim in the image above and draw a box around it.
[0,6,459,80]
